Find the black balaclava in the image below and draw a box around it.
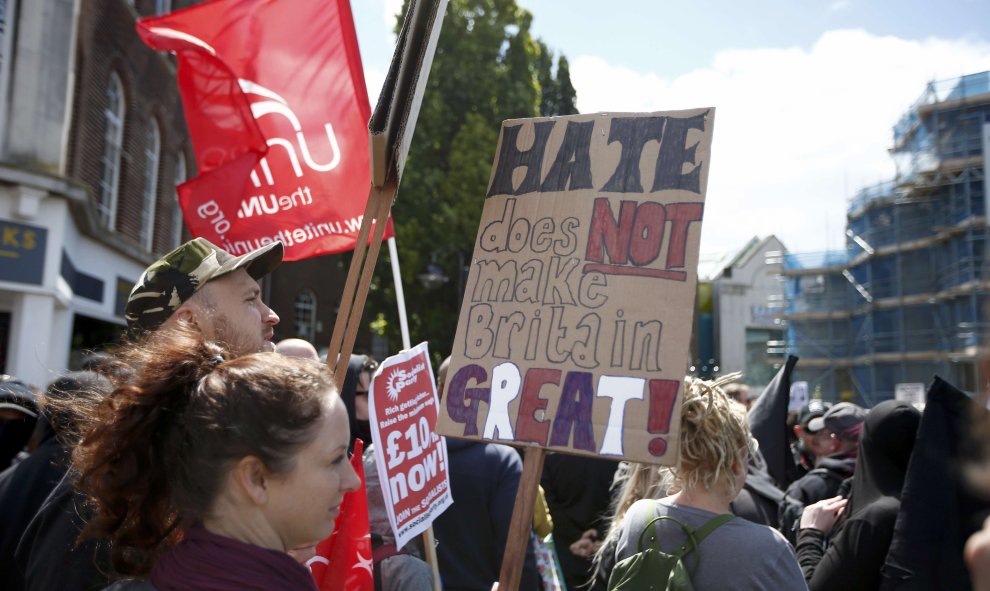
[846,399,921,518]
[340,354,373,450]
[0,416,35,470]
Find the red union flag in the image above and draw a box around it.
[368,342,453,550]
[136,0,393,261]
[308,438,373,591]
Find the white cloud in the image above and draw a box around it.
[384,0,404,28]
[570,29,990,257]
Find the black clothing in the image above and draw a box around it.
[432,439,539,591]
[7,371,114,591]
[731,449,787,528]
[13,470,112,591]
[779,454,856,543]
[787,454,856,505]
[0,416,36,471]
[0,425,70,588]
[797,496,900,590]
[845,402,919,516]
[540,453,617,591]
[104,581,155,591]
[881,376,989,590]
[798,400,921,591]
[340,354,373,450]
[747,355,799,489]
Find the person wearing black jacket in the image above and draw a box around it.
[541,453,617,591]
[0,376,39,471]
[432,439,540,591]
[0,372,111,591]
[779,402,864,543]
[796,400,921,590]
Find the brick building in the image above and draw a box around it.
[0,0,199,385]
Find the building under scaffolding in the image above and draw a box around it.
[775,72,990,406]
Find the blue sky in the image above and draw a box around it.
[350,0,990,259]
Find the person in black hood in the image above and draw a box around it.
[340,354,376,450]
[797,399,922,590]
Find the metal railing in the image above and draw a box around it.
[781,250,851,271]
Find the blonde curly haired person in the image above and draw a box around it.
[600,375,806,590]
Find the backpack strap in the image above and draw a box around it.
[680,514,735,553]
[674,513,735,578]
[637,501,660,552]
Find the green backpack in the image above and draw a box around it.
[606,503,735,591]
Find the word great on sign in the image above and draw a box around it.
[445,363,680,458]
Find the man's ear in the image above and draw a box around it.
[172,303,197,325]
[172,301,215,337]
[231,456,271,506]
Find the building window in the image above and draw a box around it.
[98,73,125,229]
[155,0,172,15]
[140,118,161,251]
[745,327,784,389]
[294,289,317,343]
[171,153,186,248]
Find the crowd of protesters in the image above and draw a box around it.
[1,237,990,590]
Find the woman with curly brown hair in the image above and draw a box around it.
[72,325,360,590]
[609,375,806,590]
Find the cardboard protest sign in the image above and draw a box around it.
[369,342,452,549]
[436,110,714,465]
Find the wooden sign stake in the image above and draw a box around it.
[497,447,546,591]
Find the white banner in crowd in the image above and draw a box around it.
[789,381,809,413]
[368,342,453,549]
[894,382,926,407]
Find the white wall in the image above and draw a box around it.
[714,236,785,387]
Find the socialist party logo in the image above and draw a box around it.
[385,362,427,402]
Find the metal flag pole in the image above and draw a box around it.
[387,235,412,350]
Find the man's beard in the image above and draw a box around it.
[211,316,268,356]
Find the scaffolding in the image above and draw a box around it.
[775,71,990,405]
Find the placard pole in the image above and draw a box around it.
[497,447,546,591]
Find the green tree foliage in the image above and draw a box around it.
[367,0,577,364]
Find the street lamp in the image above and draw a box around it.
[417,262,449,291]
[418,251,468,314]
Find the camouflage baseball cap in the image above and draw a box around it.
[125,238,283,333]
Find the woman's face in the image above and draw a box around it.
[353,370,372,421]
[263,395,361,550]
